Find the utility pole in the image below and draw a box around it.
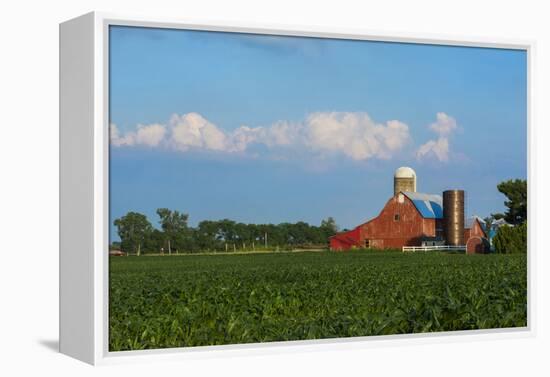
[265,232,268,248]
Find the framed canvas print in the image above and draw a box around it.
[60,12,533,365]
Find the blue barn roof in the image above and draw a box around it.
[402,192,443,219]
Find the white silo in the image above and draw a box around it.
[394,166,417,196]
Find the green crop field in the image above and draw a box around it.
[109,251,527,351]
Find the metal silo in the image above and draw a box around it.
[443,190,465,246]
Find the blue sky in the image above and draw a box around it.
[109,25,527,240]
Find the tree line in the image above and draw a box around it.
[112,179,527,255]
[112,209,339,255]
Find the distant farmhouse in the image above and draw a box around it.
[330,167,488,254]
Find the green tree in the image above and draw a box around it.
[289,221,310,245]
[196,220,222,251]
[497,179,527,225]
[156,208,190,255]
[234,222,252,249]
[144,229,165,254]
[321,217,339,234]
[109,241,122,251]
[493,222,527,254]
[114,212,153,256]
[218,219,237,245]
[320,217,339,243]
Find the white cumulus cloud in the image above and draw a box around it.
[111,111,415,162]
[229,120,302,152]
[429,112,457,136]
[136,124,166,147]
[416,112,458,162]
[416,137,450,162]
[304,112,411,160]
[110,123,166,147]
[169,113,228,152]
[110,123,135,146]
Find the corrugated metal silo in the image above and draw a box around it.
[443,190,465,246]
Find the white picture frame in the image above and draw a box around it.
[59,11,535,365]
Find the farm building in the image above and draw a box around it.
[330,167,489,253]
[464,216,489,254]
[109,249,127,256]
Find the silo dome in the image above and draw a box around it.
[394,166,417,196]
[394,166,416,179]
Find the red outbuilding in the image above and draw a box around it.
[464,217,489,254]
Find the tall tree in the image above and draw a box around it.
[218,219,237,244]
[196,220,222,251]
[144,228,165,254]
[497,179,527,225]
[156,208,189,254]
[114,212,153,256]
[321,217,339,234]
[493,222,527,254]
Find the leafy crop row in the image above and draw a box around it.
[109,251,527,351]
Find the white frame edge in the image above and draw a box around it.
[60,12,96,364]
[59,11,536,365]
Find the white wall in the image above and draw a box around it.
[1,0,548,375]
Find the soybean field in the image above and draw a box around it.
[109,251,527,351]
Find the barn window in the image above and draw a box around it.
[394,214,400,221]
[365,239,370,248]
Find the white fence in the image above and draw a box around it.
[402,245,466,252]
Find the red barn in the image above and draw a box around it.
[464,217,489,254]
[330,192,444,251]
[330,167,490,253]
